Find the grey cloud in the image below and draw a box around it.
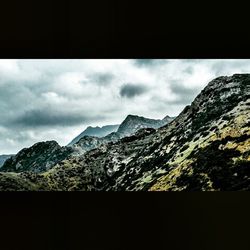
[210,60,250,76]
[10,109,106,128]
[168,80,199,104]
[183,66,194,74]
[1,59,250,154]
[120,83,148,98]
[133,59,168,67]
[89,73,115,85]
[180,59,202,63]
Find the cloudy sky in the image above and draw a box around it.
[0,59,250,154]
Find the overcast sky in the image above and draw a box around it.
[0,59,250,154]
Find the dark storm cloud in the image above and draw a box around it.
[10,109,105,127]
[120,83,148,98]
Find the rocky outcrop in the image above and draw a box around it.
[0,141,73,173]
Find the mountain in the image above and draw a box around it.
[116,114,174,137]
[0,114,173,174]
[68,124,119,145]
[70,132,121,155]
[0,155,14,168]
[69,114,174,154]
[0,74,249,191]
[0,141,73,173]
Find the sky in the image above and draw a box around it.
[0,59,250,154]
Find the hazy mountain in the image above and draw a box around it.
[68,125,119,145]
[0,74,249,191]
[0,155,14,168]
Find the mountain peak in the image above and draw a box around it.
[124,114,140,120]
[68,124,119,145]
[117,114,173,136]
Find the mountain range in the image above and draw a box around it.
[0,74,249,191]
[68,124,119,145]
[0,114,174,174]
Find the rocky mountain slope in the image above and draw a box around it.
[0,155,14,168]
[0,141,73,173]
[0,73,249,191]
[68,124,119,145]
[70,132,121,155]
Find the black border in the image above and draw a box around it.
[0,0,249,58]
[0,1,250,249]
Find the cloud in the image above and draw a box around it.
[120,83,148,98]
[11,109,105,127]
[88,72,115,85]
[0,59,250,154]
[168,80,198,104]
[133,59,168,67]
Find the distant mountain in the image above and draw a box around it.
[117,114,174,137]
[69,116,175,147]
[0,74,248,191]
[70,114,174,154]
[0,141,73,173]
[71,132,121,155]
[0,155,14,168]
[68,124,119,145]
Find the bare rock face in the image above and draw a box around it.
[0,74,249,191]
